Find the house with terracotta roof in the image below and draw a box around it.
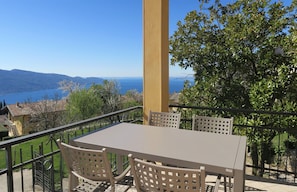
[3,99,67,135]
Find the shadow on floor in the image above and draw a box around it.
[206,181,266,192]
[246,175,297,186]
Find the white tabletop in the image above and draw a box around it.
[73,122,246,191]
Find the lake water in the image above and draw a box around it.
[0,77,194,105]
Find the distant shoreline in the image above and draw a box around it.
[0,77,194,105]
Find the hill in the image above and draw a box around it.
[0,69,104,95]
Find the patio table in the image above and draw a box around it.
[73,122,247,191]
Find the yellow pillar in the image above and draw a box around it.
[143,0,169,124]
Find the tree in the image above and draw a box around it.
[170,0,297,176]
[0,100,7,110]
[27,95,67,132]
[66,88,103,122]
[58,80,82,94]
[90,80,122,114]
[122,89,143,108]
[65,80,122,122]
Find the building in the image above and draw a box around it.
[2,99,67,136]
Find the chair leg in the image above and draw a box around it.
[69,172,79,192]
[214,174,232,192]
[214,175,221,192]
[228,176,232,192]
[224,176,232,192]
[224,176,227,192]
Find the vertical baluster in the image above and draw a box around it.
[277,125,281,180]
[6,145,14,192]
[59,141,64,192]
[50,138,55,191]
[31,145,36,192]
[39,143,45,192]
[20,148,24,192]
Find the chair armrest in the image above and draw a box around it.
[114,165,131,181]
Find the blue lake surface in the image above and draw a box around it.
[0,77,194,105]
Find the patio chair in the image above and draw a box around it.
[148,111,182,165]
[192,115,233,135]
[148,110,181,129]
[128,154,218,192]
[192,115,234,192]
[57,139,131,192]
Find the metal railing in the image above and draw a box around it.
[0,106,143,192]
[169,104,297,183]
[1,105,297,192]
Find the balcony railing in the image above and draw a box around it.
[0,106,143,192]
[170,104,297,183]
[1,105,297,192]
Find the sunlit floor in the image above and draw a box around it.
[2,170,297,192]
[97,175,297,192]
[117,175,297,192]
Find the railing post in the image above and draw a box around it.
[6,145,14,192]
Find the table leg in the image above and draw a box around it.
[233,169,245,192]
[116,155,124,174]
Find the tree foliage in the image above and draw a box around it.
[0,100,6,110]
[122,89,143,108]
[170,0,297,176]
[170,0,297,110]
[58,80,82,94]
[90,80,122,114]
[65,80,125,122]
[66,86,103,121]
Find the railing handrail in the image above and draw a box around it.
[169,104,297,116]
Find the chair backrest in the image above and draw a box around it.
[128,154,206,192]
[192,115,233,135]
[57,140,114,182]
[148,111,181,129]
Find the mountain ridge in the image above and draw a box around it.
[0,69,104,95]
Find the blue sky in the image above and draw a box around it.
[0,0,291,78]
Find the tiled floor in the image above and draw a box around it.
[2,170,297,191]
[115,175,297,192]
[117,176,297,192]
[89,175,297,192]
[244,175,297,192]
